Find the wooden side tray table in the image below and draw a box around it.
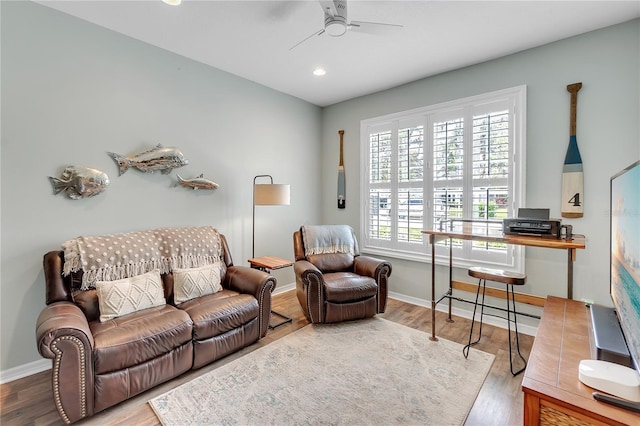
[248,256,294,330]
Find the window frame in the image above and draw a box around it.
[360,85,527,272]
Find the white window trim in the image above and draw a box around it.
[360,85,527,273]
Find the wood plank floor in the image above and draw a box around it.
[1,291,533,425]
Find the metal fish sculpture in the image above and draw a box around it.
[176,174,219,190]
[49,166,110,200]
[108,144,188,176]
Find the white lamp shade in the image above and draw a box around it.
[254,184,290,206]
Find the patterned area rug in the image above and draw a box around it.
[149,317,494,425]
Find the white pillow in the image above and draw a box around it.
[96,270,166,322]
[173,262,222,304]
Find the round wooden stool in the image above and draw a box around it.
[463,266,528,376]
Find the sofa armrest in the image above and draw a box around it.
[35,302,95,424]
[354,256,392,313]
[224,265,275,338]
[294,260,325,323]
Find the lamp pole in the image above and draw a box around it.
[252,174,273,259]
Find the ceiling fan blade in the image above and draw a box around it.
[348,21,403,35]
[289,28,325,51]
[350,20,403,29]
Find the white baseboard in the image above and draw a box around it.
[0,358,50,385]
[1,286,534,385]
[0,285,298,384]
[273,286,538,336]
[388,291,538,337]
[273,282,295,295]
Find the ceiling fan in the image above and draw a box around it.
[290,0,403,51]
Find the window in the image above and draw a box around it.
[360,86,526,270]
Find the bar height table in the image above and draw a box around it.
[422,229,586,341]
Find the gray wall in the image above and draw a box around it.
[2,0,639,377]
[321,19,640,313]
[1,1,321,372]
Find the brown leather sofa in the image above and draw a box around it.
[293,226,391,324]
[36,233,274,424]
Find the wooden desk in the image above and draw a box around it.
[422,229,586,341]
[522,296,637,425]
[248,256,294,329]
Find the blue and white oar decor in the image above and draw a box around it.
[562,82,584,218]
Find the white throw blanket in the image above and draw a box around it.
[301,225,356,257]
[62,226,222,290]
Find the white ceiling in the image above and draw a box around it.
[35,0,640,107]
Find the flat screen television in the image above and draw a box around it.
[588,159,640,411]
[610,159,640,373]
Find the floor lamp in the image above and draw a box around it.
[252,174,290,259]
[252,174,292,329]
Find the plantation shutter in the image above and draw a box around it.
[361,86,525,271]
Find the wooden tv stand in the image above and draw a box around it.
[522,296,638,425]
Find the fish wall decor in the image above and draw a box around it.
[176,174,219,190]
[108,144,188,176]
[49,166,110,200]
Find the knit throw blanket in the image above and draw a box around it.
[62,226,223,290]
[302,225,356,257]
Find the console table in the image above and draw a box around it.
[422,228,586,340]
[248,255,294,329]
[522,296,637,425]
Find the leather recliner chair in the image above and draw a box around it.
[293,225,391,324]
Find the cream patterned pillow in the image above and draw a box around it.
[96,270,166,322]
[173,262,222,304]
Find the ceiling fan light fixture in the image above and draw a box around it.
[290,0,402,50]
[162,0,182,6]
[325,17,347,37]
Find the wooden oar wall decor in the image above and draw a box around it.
[337,130,346,209]
[562,82,584,218]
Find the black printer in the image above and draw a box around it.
[503,208,562,238]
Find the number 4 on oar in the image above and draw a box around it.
[562,82,584,218]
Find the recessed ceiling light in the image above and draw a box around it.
[162,0,182,6]
[313,68,327,76]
